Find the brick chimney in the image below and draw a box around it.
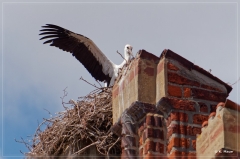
[196,99,240,159]
[111,49,232,159]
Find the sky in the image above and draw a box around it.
[0,0,239,158]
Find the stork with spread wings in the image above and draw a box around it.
[39,24,133,86]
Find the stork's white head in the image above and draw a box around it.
[124,44,133,61]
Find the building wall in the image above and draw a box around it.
[156,49,230,158]
[112,50,159,124]
[111,49,232,159]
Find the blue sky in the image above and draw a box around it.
[1,0,239,158]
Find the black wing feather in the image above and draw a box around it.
[39,24,111,84]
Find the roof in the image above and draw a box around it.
[159,49,232,94]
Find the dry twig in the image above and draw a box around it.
[73,141,99,155]
[22,87,120,158]
[60,87,68,109]
[19,56,137,158]
[80,76,100,89]
[116,50,127,62]
[231,77,240,86]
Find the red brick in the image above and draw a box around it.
[139,136,143,146]
[168,137,179,153]
[166,116,171,127]
[181,151,188,159]
[199,102,208,113]
[168,124,179,139]
[210,104,217,113]
[146,127,154,138]
[154,129,164,139]
[168,84,182,97]
[144,67,155,76]
[138,125,144,136]
[170,112,188,123]
[186,126,201,136]
[202,121,208,128]
[188,152,196,159]
[168,150,181,159]
[179,125,186,135]
[169,98,196,111]
[191,88,227,102]
[168,72,200,87]
[187,138,191,149]
[138,119,145,136]
[157,61,164,74]
[192,127,201,135]
[193,114,209,125]
[170,112,179,121]
[145,140,155,152]
[144,153,155,159]
[179,112,189,122]
[192,140,196,150]
[146,114,154,126]
[155,142,164,153]
[169,150,196,159]
[179,138,188,148]
[186,126,192,136]
[167,62,179,71]
[183,87,191,98]
[154,115,162,127]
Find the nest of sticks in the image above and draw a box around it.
[25,87,121,158]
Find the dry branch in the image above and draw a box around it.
[116,50,127,62]
[79,76,100,89]
[231,77,240,86]
[24,87,121,158]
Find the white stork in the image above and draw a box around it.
[39,24,133,86]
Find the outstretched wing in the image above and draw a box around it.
[39,24,115,85]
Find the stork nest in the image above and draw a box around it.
[24,87,121,158]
